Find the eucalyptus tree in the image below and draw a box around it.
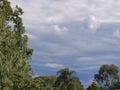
[94,64,119,90]
[0,0,33,90]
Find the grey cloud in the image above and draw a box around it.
[11,0,120,25]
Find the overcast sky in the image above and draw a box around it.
[11,0,120,87]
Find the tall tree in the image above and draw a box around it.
[94,64,119,90]
[0,0,33,90]
[54,68,84,90]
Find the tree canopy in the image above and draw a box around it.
[109,82,120,90]
[86,82,100,90]
[54,68,84,90]
[0,0,33,90]
[94,64,119,90]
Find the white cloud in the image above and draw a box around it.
[54,25,61,32]
[47,14,64,23]
[82,15,100,32]
[44,63,64,68]
[53,25,68,33]
[11,0,120,25]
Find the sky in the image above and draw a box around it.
[11,0,120,87]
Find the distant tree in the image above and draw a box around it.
[0,0,33,90]
[94,64,119,90]
[86,82,99,90]
[54,68,84,90]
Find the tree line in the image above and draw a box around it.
[0,0,120,90]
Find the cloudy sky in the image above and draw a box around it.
[11,0,120,87]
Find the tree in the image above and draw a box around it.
[31,76,57,90]
[54,68,84,90]
[86,82,99,90]
[0,0,33,90]
[109,82,120,90]
[94,64,119,90]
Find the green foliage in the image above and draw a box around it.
[54,68,84,90]
[32,76,56,89]
[94,64,119,90]
[109,82,120,90]
[0,0,33,90]
[54,68,76,86]
[86,82,99,90]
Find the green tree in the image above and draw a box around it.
[54,68,84,90]
[86,82,99,90]
[94,64,119,90]
[109,82,120,90]
[0,0,33,90]
[28,76,57,90]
